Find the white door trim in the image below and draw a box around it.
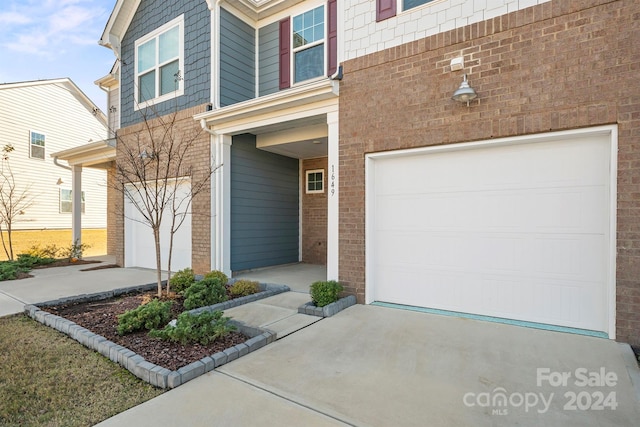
[365,125,618,338]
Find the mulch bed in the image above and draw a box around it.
[43,290,248,371]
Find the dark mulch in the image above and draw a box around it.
[80,263,121,272]
[44,290,248,371]
[33,259,100,269]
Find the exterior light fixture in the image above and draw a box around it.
[139,148,155,160]
[452,74,477,106]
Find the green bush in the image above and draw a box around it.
[116,299,173,335]
[203,270,228,284]
[150,310,236,345]
[60,239,90,260]
[183,277,228,310]
[16,254,56,268]
[170,268,196,293]
[310,280,344,307]
[0,261,27,281]
[229,280,260,297]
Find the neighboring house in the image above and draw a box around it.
[0,79,108,245]
[96,0,640,347]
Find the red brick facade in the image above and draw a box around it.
[338,0,640,345]
[302,157,328,265]
[113,104,211,274]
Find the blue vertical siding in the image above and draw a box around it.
[220,8,255,107]
[120,0,211,128]
[231,134,299,271]
[258,22,279,97]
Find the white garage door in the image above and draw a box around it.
[367,131,614,333]
[124,181,192,272]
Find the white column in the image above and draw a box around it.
[213,134,232,275]
[71,165,82,246]
[327,111,339,281]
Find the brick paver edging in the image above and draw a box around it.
[24,282,290,389]
[298,295,357,317]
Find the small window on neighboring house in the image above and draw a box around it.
[60,189,85,214]
[30,131,45,159]
[293,5,325,83]
[134,15,184,108]
[306,169,324,194]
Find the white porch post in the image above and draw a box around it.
[327,110,339,281]
[71,165,82,246]
[213,134,232,275]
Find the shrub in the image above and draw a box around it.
[116,299,173,335]
[310,280,344,307]
[150,310,236,345]
[60,239,90,260]
[0,261,27,281]
[16,254,56,268]
[170,268,195,293]
[22,244,61,259]
[203,270,228,284]
[229,280,260,297]
[183,277,228,310]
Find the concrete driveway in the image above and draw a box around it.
[97,304,640,427]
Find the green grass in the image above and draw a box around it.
[0,314,164,427]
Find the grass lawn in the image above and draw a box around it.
[0,229,107,261]
[0,314,164,426]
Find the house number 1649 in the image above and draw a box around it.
[330,165,336,196]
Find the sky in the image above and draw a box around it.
[0,0,117,112]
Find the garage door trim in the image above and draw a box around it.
[364,125,618,338]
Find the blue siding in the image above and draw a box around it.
[259,22,279,97]
[231,134,299,271]
[220,8,255,107]
[120,0,211,127]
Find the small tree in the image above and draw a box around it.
[0,144,35,260]
[112,103,214,297]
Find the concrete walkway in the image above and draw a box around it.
[3,260,639,426]
[98,305,640,427]
[0,255,158,317]
[234,263,326,293]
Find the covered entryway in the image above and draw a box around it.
[230,134,299,271]
[124,180,192,271]
[366,128,616,334]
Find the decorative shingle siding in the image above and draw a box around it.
[345,0,551,60]
[220,8,256,107]
[338,0,640,346]
[120,0,210,128]
[259,22,280,97]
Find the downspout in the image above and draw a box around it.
[200,119,222,271]
[53,157,72,171]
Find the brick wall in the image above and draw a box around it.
[113,104,211,273]
[339,0,640,345]
[302,157,328,265]
[106,164,121,261]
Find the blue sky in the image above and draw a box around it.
[0,0,117,112]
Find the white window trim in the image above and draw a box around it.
[306,169,324,194]
[29,130,45,160]
[291,5,327,87]
[134,14,185,110]
[60,189,85,214]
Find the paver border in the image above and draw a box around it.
[25,281,290,389]
[297,295,356,317]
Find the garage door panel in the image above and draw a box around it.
[370,134,611,333]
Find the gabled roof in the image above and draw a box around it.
[0,78,107,126]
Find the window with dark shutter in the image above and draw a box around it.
[376,0,396,21]
[279,17,291,89]
[327,0,338,76]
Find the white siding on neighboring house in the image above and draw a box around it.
[0,80,108,230]
[107,86,121,136]
[343,0,550,60]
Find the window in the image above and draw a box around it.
[376,0,436,21]
[134,15,184,107]
[30,131,45,159]
[306,169,324,193]
[292,5,325,83]
[60,189,85,214]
